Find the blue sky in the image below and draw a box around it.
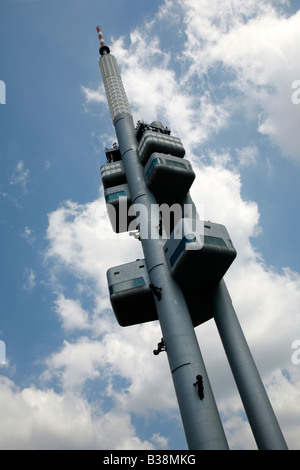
[0,0,300,450]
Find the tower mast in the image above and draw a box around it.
[96,26,287,450]
[97,25,228,450]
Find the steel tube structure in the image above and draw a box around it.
[213,280,288,450]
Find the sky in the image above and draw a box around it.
[0,0,300,451]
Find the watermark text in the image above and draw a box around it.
[0,80,6,104]
[0,340,6,364]
[291,340,300,365]
[291,80,300,105]
[99,202,204,242]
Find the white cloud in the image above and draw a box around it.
[23,268,36,292]
[85,2,300,164]
[37,324,177,447]
[177,0,300,162]
[235,145,258,167]
[45,198,143,291]
[53,295,91,332]
[266,369,300,449]
[190,161,260,257]
[21,226,36,245]
[44,196,179,421]
[150,433,169,449]
[81,84,107,105]
[0,377,95,449]
[10,160,30,191]
[84,30,230,153]
[0,376,156,450]
[45,303,176,417]
[45,337,105,391]
[213,366,300,450]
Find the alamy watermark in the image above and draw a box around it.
[97,201,205,243]
[291,80,300,105]
[291,340,300,365]
[0,340,6,365]
[0,80,6,104]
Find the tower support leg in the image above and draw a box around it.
[213,280,288,450]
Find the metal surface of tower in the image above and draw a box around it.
[96,26,288,450]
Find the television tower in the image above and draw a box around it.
[96,26,288,450]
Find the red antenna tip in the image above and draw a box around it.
[96,26,110,55]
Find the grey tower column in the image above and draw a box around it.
[98,43,229,449]
[114,112,229,450]
[213,280,288,450]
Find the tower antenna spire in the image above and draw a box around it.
[96,25,110,55]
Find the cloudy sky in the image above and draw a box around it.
[0,0,300,450]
